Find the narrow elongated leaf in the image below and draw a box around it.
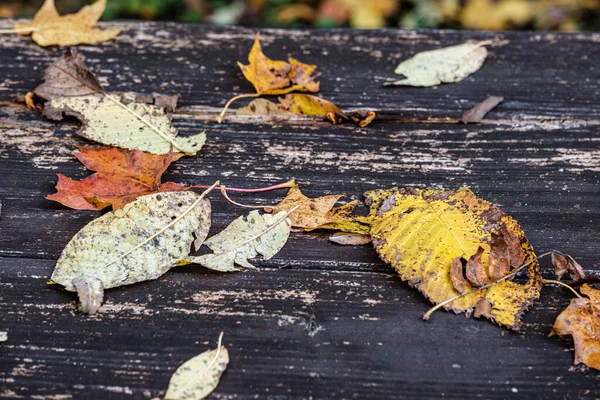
[165,333,229,400]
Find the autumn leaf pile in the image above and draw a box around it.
[7,2,600,397]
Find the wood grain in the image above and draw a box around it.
[1,21,600,399]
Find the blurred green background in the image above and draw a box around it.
[4,0,600,31]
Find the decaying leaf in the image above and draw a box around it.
[450,257,468,293]
[266,185,342,229]
[13,0,120,47]
[466,247,487,287]
[329,232,371,246]
[185,210,292,270]
[165,333,228,400]
[552,252,586,281]
[236,98,294,116]
[278,93,342,115]
[367,187,541,329]
[44,94,206,155]
[47,146,185,210]
[385,41,491,87]
[488,232,511,280]
[51,190,214,314]
[552,284,600,371]
[460,96,504,123]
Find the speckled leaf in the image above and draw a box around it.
[186,210,291,270]
[51,191,211,314]
[385,41,491,87]
[165,333,229,400]
[43,95,205,155]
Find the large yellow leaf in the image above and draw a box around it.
[366,187,541,329]
[14,0,120,47]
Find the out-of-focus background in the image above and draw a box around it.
[3,0,599,31]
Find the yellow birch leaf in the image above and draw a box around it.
[367,187,541,329]
[14,0,120,47]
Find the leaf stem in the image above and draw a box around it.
[542,279,583,298]
[216,93,259,123]
[102,181,219,269]
[104,93,188,154]
[423,251,552,321]
[189,179,295,193]
[0,27,38,34]
[220,186,266,209]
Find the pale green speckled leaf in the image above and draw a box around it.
[386,41,491,87]
[51,191,211,312]
[187,210,291,270]
[44,94,206,155]
[165,339,229,400]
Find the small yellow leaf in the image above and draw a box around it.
[238,34,291,94]
[278,94,342,116]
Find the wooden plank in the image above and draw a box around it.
[1,21,600,399]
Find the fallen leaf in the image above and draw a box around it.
[165,332,228,400]
[185,210,292,270]
[236,98,294,116]
[51,190,214,314]
[488,232,511,280]
[367,187,541,329]
[44,94,206,155]
[385,41,491,87]
[473,298,493,319]
[47,146,185,210]
[460,96,504,123]
[314,200,371,234]
[552,252,586,281]
[33,48,104,101]
[278,93,342,115]
[466,247,487,286]
[499,225,526,267]
[329,232,371,245]
[552,284,600,371]
[266,185,343,229]
[450,257,468,293]
[347,109,377,128]
[13,0,120,47]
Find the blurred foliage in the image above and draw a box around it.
[4,0,600,31]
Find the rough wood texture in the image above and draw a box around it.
[1,21,600,399]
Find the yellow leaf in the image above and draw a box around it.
[267,185,343,229]
[278,94,342,116]
[315,200,372,234]
[13,0,120,47]
[552,284,600,371]
[367,187,541,329]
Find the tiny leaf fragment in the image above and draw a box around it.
[460,96,504,123]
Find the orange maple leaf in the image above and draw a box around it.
[47,146,186,210]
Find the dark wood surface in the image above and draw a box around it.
[1,20,600,399]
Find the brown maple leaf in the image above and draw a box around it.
[552,284,600,371]
[47,146,186,210]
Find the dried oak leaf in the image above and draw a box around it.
[552,252,586,281]
[551,284,600,371]
[266,185,343,229]
[385,41,491,87]
[366,187,541,329]
[47,146,186,211]
[14,0,120,47]
[51,191,212,314]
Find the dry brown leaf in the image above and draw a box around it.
[450,257,467,293]
[460,96,504,123]
[466,246,487,286]
[552,252,586,281]
[13,0,120,47]
[266,185,342,229]
[329,232,371,246]
[236,98,294,116]
[473,298,493,319]
[552,284,600,371]
[47,146,185,210]
[488,233,511,280]
[499,225,526,268]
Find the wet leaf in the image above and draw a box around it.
[186,210,292,270]
[552,252,586,281]
[43,94,206,155]
[51,190,213,314]
[14,0,120,47]
[385,41,491,87]
[329,232,371,246]
[266,185,343,229]
[552,284,600,371]
[166,333,228,400]
[460,96,504,123]
[367,187,541,329]
[47,146,185,211]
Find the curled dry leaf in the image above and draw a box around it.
[460,96,504,123]
[51,190,214,314]
[488,232,511,280]
[185,210,292,271]
[366,187,541,329]
[465,246,487,287]
[47,146,186,211]
[385,41,491,87]
[450,257,467,293]
[329,232,371,246]
[552,284,600,371]
[13,0,120,47]
[552,252,586,281]
[266,185,342,229]
[165,333,229,400]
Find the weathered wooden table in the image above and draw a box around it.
[1,21,600,399]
